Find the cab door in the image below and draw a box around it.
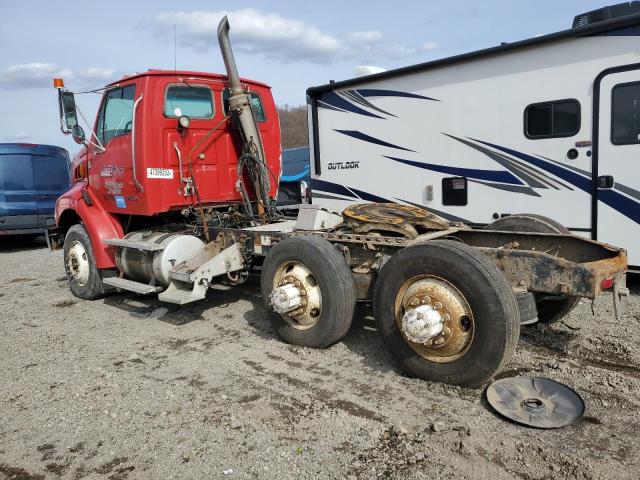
[90,84,137,213]
[596,68,640,266]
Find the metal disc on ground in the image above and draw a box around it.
[486,377,584,429]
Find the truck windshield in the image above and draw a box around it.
[164,85,214,119]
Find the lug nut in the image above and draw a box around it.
[409,298,419,307]
[434,302,443,310]
[434,336,445,345]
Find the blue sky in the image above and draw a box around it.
[0,0,610,154]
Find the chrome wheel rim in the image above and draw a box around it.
[394,275,474,363]
[272,261,322,330]
[67,241,90,286]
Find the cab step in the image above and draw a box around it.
[102,277,162,295]
[158,281,203,305]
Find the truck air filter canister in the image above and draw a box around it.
[116,232,205,286]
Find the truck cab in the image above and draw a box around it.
[53,70,281,268]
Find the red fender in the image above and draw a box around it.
[55,182,123,269]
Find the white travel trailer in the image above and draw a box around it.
[307,3,640,269]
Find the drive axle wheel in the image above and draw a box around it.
[394,276,474,363]
[261,236,356,348]
[63,224,107,300]
[374,240,520,387]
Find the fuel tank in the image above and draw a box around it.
[115,231,204,286]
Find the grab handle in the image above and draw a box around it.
[132,94,144,191]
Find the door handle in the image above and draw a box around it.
[597,175,614,189]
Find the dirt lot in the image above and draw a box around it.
[1,236,639,480]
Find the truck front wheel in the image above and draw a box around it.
[374,240,520,387]
[63,224,107,300]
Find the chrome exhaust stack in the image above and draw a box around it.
[217,16,243,95]
[217,16,267,164]
[217,15,270,216]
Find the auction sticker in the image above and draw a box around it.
[147,168,174,179]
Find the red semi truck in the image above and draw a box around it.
[48,17,629,388]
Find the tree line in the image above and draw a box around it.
[277,105,308,149]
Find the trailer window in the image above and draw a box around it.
[612,81,640,145]
[96,85,136,145]
[524,100,580,139]
[164,84,214,119]
[222,89,266,122]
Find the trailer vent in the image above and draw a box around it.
[572,1,640,28]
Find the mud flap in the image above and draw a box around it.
[613,274,629,321]
[45,228,63,251]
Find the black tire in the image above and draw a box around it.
[486,213,569,235]
[516,291,538,325]
[485,214,580,324]
[374,240,520,387]
[63,224,107,300]
[260,236,357,348]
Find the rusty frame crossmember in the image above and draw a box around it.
[453,229,627,299]
[213,225,627,300]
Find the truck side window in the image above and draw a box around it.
[222,89,267,122]
[96,85,136,145]
[612,81,640,145]
[164,84,214,119]
[524,99,580,139]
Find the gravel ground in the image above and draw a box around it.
[1,236,639,480]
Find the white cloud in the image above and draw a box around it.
[0,63,69,89]
[153,9,427,64]
[421,41,440,51]
[155,9,341,63]
[83,67,117,80]
[0,62,118,90]
[383,45,418,57]
[349,30,384,44]
[1,131,34,142]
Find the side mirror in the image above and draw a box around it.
[71,124,86,145]
[58,90,79,134]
